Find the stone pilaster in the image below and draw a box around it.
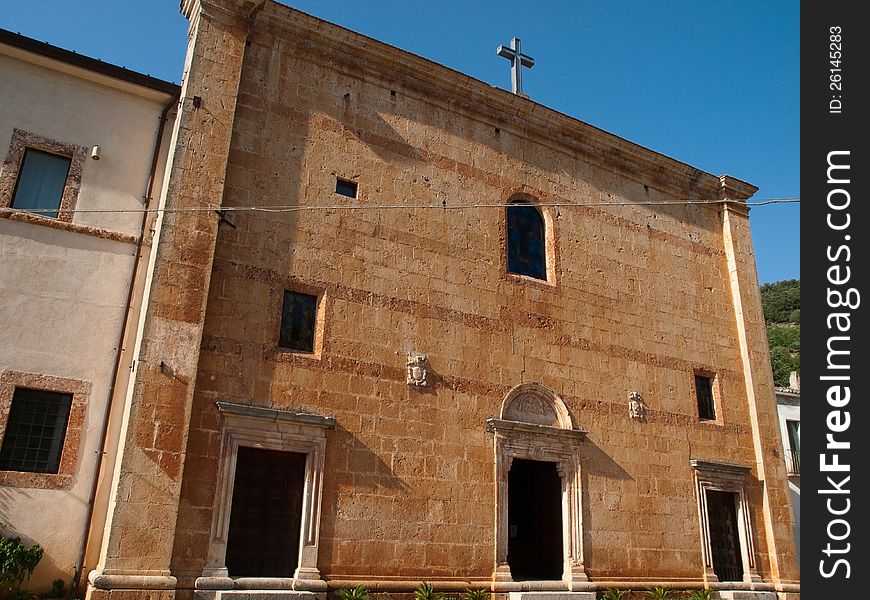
[86,1,252,598]
[720,176,800,591]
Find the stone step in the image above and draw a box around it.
[212,592,318,600]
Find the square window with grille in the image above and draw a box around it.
[0,388,73,474]
[279,290,318,352]
[11,148,72,218]
[696,374,716,420]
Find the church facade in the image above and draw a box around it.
[83,1,799,599]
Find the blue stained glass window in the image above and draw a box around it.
[507,202,546,280]
[11,149,71,218]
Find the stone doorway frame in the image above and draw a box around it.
[486,383,590,591]
[196,402,335,592]
[690,459,763,588]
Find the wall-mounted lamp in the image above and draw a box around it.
[91,145,101,160]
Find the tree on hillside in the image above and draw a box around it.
[761,279,800,387]
[760,279,800,323]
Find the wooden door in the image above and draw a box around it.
[225,447,307,577]
[707,490,744,582]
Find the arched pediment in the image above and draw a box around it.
[500,382,573,430]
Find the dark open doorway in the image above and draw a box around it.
[707,490,744,582]
[508,458,563,580]
[225,446,307,577]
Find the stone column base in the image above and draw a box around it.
[85,571,178,600]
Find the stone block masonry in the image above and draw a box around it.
[87,1,799,599]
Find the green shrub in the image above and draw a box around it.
[461,589,488,600]
[337,586,370,600]
[684,589,713,600]
[415,582,444,600]
[644,588,672,600]
[600,589,630,600]
[0,536,43,600]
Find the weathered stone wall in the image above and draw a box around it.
[162,0,797,593]
[86,3,248,599]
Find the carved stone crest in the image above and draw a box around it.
[406,352,429,387]
[504,393,560,427]
[628,391,646,420]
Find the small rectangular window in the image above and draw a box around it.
[11,149,71,218]
[279,290,318,352]
[335,178,358,198]
[0,388,73,474]
[786,420,800,474]
[696,375,716,420]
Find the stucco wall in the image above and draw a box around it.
[0,45,174,591]
[776,394,800,562]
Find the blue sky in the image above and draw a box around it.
[2,1,799,284]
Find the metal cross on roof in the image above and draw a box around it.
[496,37,535,97]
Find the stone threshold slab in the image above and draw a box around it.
[508,593,596,600]
[196,591,320,600]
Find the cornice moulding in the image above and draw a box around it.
[241,1,755,201]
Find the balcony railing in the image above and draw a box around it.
[785,449,800,475]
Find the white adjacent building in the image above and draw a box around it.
[0,29,178,593]
[775,371,800,562]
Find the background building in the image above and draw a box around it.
[0,28,178,592]
[775,372,800,562]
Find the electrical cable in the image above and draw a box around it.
[2,197,799,216]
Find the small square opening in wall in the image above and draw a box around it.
[335,178,358,198]
[0,388,72,474]
[695,374,716,421]
[279,290,319,352]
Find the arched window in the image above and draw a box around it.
[507,201,546,280]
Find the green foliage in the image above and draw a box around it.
[761,279,800,387]
[337,586,370,600]
[770,345,800,388]
[684,589,714,600]
[760,279,800,324]
[599,588,630,600]
[0,537,43,599]
[644,588,672,600]
[767,325,800,350]
[415,582,444,600]
[461,589,489,600]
